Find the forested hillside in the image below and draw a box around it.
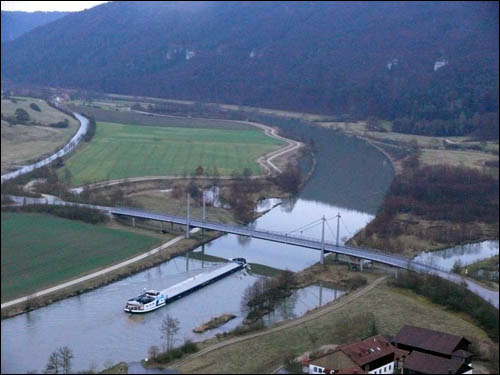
[1,2,498,136]
[1,11,70,42]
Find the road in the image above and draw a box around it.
[69,110,302,192]
[171,276,388,370]
[1,112,89,183]
[0,228,200,310]
[6,195,499,308]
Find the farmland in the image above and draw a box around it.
[1,97,79,173]
[60,121,284,185]
[1,212,161,302]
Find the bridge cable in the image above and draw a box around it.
[340,217,353,237]
[285,218,323,236]
[325,221,337,244]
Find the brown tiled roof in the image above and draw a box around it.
[339,335,401,367]
[404,351,471,374]
[394,325,470,355]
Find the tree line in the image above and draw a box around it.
[391,271,499,342]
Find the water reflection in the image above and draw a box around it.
[1,254,343,374]
[413,241,499,271]
[2,114,393,373]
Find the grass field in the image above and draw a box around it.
[178,281,496,374]
[130,190,236,224]
[1,97,79,173]
[1,212,162,302]
[61,121,284,185]
[320,120,499,172]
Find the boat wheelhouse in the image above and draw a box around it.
[124,258,247,314]
[124,289,166,313]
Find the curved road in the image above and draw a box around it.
[1,112,89,183]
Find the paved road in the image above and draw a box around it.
[0,228,200,310]
[1,111,89,183]
[6,195,499,308]
[171,276,388,370]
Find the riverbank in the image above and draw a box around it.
[0,224,222,319]
[172,276,498,374]
[326,121,499,257]
[0,173,299,320]
[193,314,237,334]
[455,255,499,291]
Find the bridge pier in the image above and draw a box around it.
[132,217,135,227]
[359,258,363,272]
[186,193,190,239]
[202,193,206,236]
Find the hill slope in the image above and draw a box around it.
[1,1,498,121]
[1,11,70,42]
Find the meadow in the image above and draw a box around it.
[1,212,161,302]
[61,121,284,185]
[1,97,79,173]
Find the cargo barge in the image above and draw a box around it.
[124,258,247,313]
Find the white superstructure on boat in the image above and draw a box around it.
[124,289,166,313]
[124,258,247,314]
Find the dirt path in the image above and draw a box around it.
[71,112,302,191]
[0,228,200,310]
[170,276,388,370]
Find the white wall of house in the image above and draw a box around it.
[368,361,395,374]
[308,364,333,374]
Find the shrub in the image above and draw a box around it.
[391,271,499,342]
[345,275,367,290]
[4,204,109,224]
[49,119,69,128]
[153,341,198,364]
[30,103,42,112]
[15,108,30,123]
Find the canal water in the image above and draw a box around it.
[413,240,499,271]
[0,120,394,373]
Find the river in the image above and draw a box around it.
[1,118,496,373]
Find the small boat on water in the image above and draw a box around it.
[124,258,247,314]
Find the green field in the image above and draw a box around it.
[1,97,79,173]
[1,212,161,302]
[61,121,284,185]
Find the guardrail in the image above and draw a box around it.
[5,196,451,274]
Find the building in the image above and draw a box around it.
[393,325,473,374]
[308,335,408,374]
[402,351,473,374]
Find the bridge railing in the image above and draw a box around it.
[9,198,451,274]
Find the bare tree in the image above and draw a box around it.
[161,314,180,351]
[44,352,61,374]
[58,346,74,374]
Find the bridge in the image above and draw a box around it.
[7,195,499,307]
[109,206,436,273]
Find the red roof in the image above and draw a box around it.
[404,351,471,374]
[339,335,403,367]
[394,325,471,356]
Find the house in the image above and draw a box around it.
[402,351,473,374]
[393,325,473,374]
[393,325,472,360]
[308,335,408,374]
